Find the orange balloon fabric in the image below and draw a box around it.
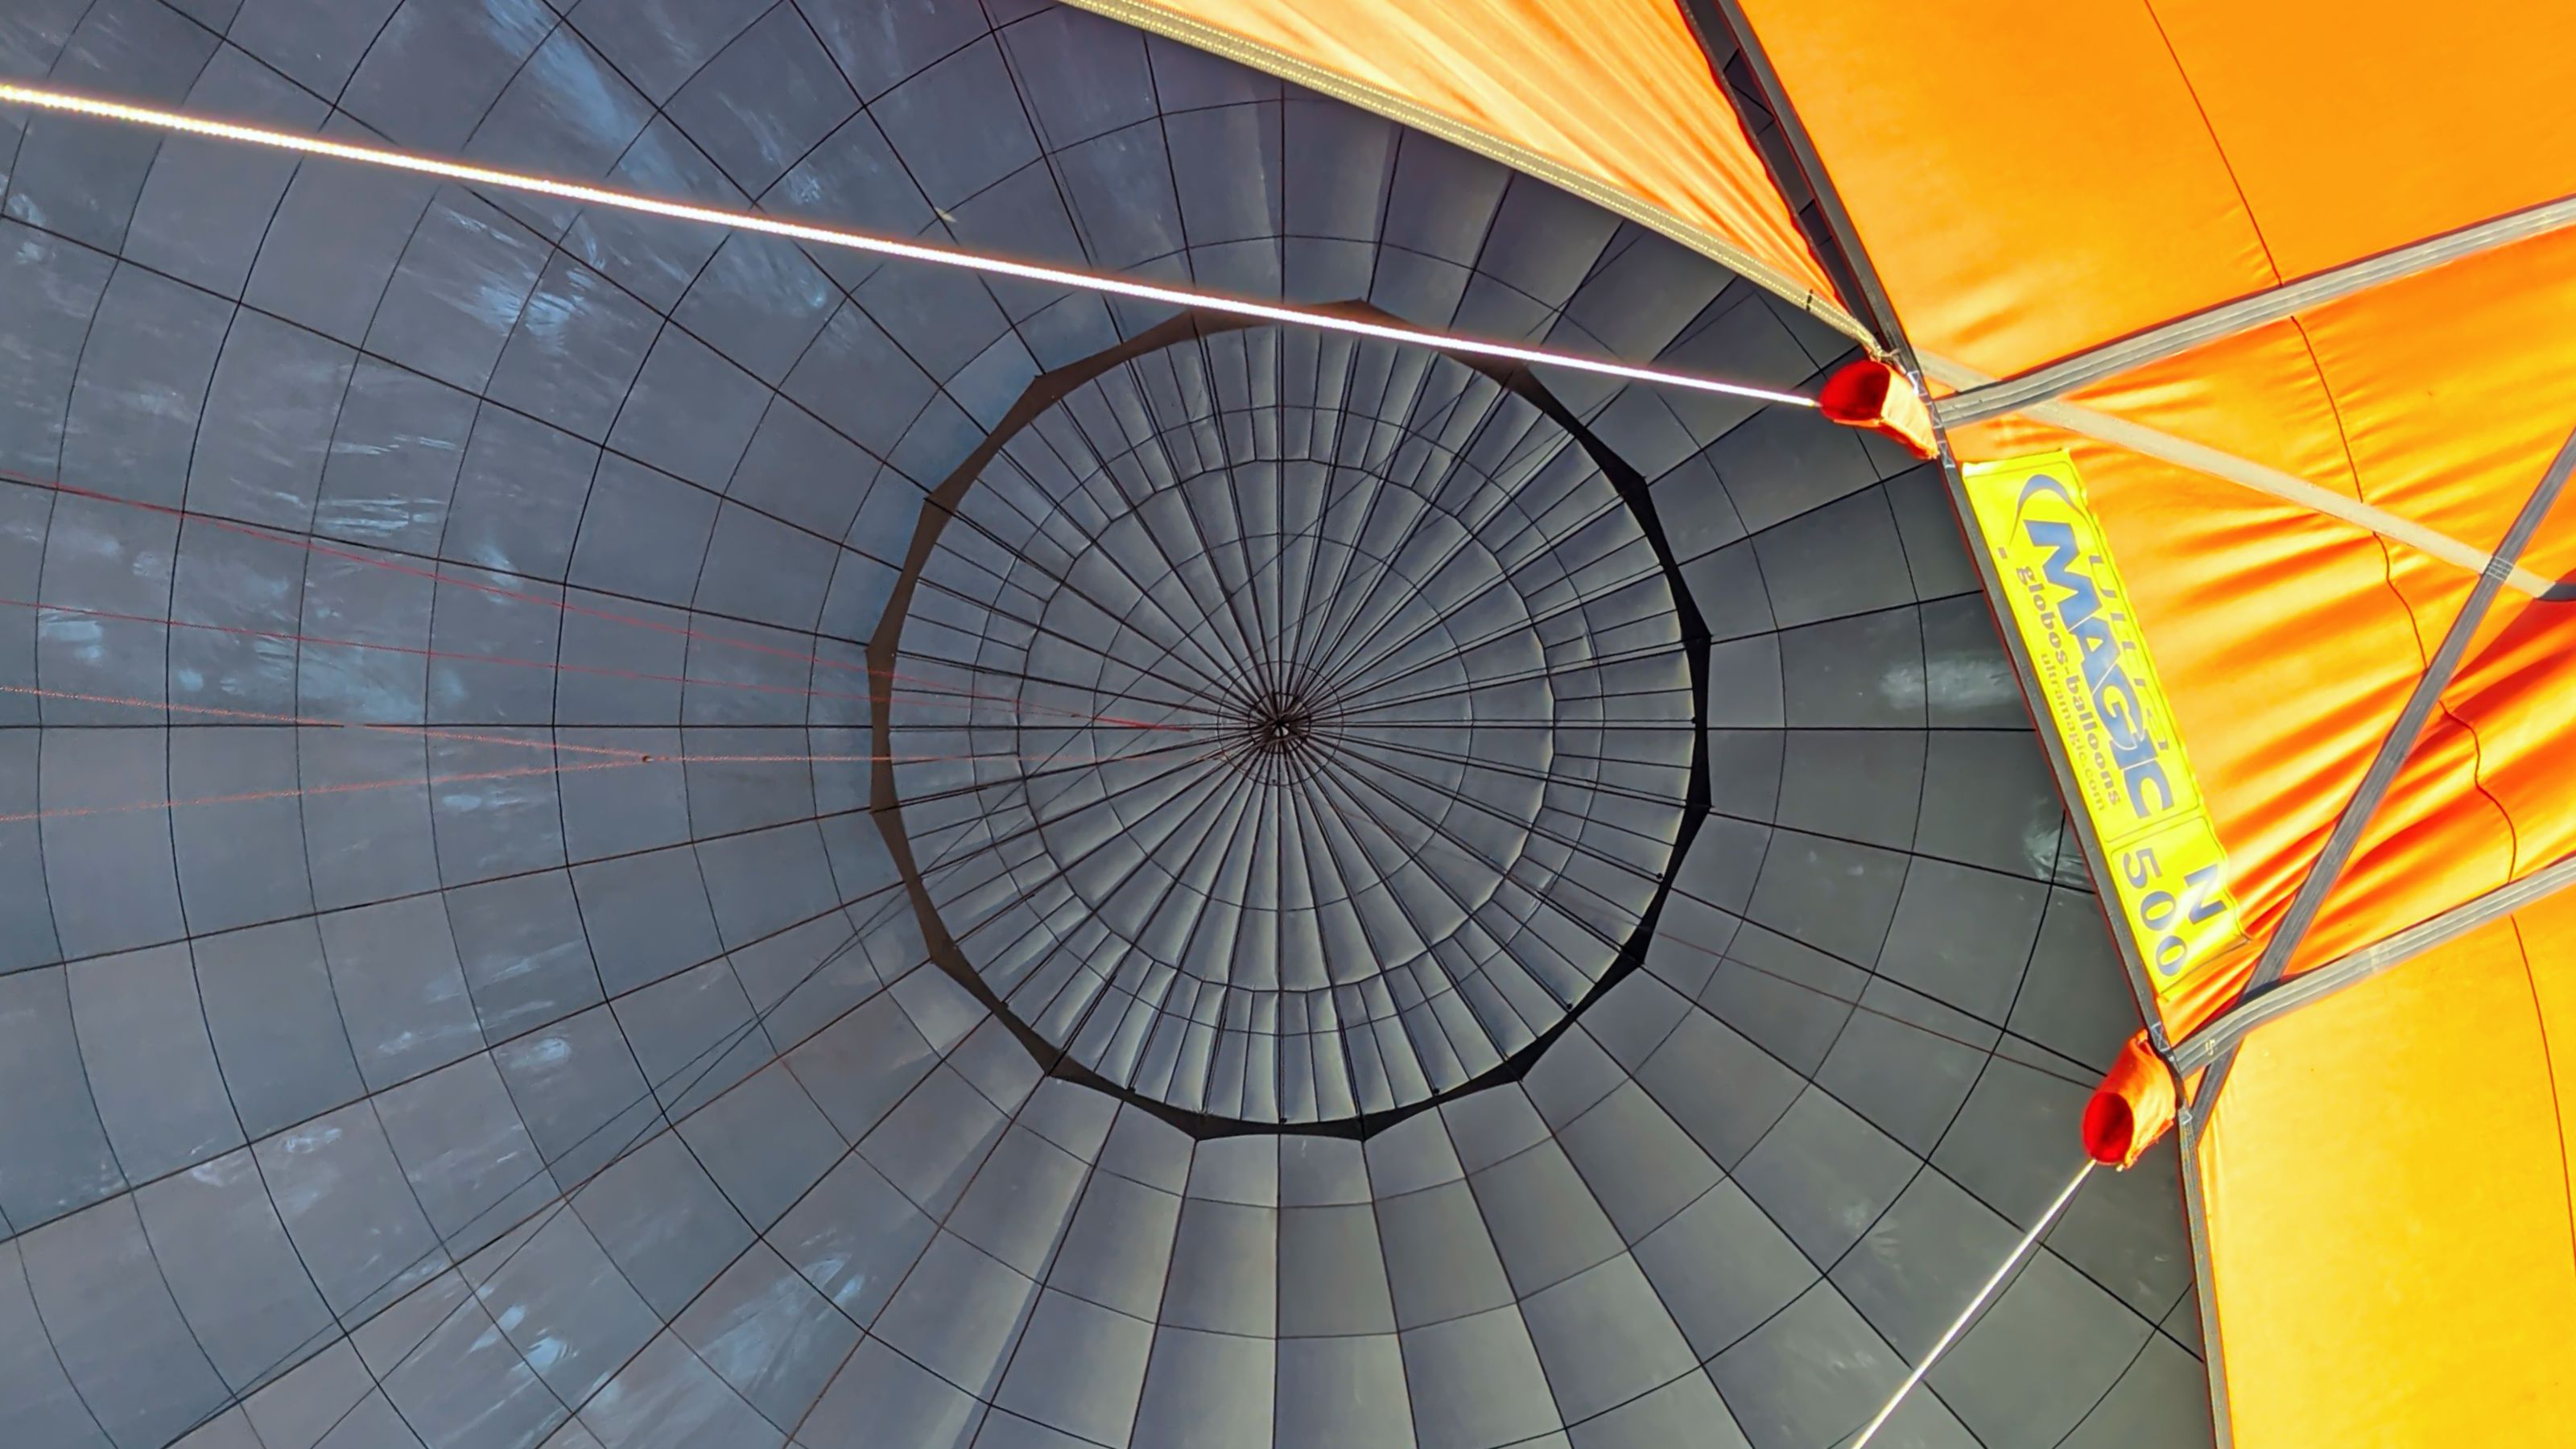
[2198,891,2576,1444]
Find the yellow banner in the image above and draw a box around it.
[1963,450,2244,997]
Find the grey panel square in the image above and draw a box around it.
[671,1244,859,1432]
[1779,607,1926,729]
[726,399,876,539]
[1745,830,1909,968]
[446,870,605,1041]
[2059,1334,2214,1449]
[1554,1082,1722,1243]
[189,308,354,530]
[316,358,474,554]
[867,39,1038,209]
[676,234,840,389]
[229,0,403,96]
[1633,1009,1802,1170]
[132,1147,335,1393]
[566,0,762,105]
[2007,888,2138,1072]
[667,6,857,197]
[0,1238,115,1449]
[994,1288,1154,1446]
[1916,728,2065,879]
[1398,1306,1558,1449]
[1885,464,1978,601]
[873,1230,1040,1399]
[1631,1179,1814,1360]
[1373,1178,1514,1330]
[1044,1166,1181,1320]
[1700,925,1865,1076]
[319,896,485,1089]
[1701,405,1879,537]
[245,115,440,346]
[365,191,547,393]
[1187,1133,1278,1206]
[492,1005,663,1187]
[613,333,775,494]
[1161,1197,1276,1335]
[1568,1371,1749,1449]
[0,221,111,476]
[169,727,313,932]
[1131,1325,1273,1449]
[237,1339,374,1449]
[19,1198,233,1449]
[803,1336,985,1449]
[1278,1202,1396,1335]
[1773,729,1924,851]
[1520,1025,1626,1129]
[339,0,552,153]
[1002,6,1155,147]
[675,1063,846,1230]
[1751,485,1917,628]
[803,0,992,102]
[1274,1335,1414,1449]
[374,1053,551,1253]
[1517,1255,1698,1423]
[472,1208,661,1406]
[1920,595,2027,728]
[1875,857,2049,1022]
[1814,981,1993,1154]
[786,991,938,1141]
[768,1149,935,1326]
[1438,1085,1550,1175]
[4,0,213,254]
[465,28,654,238]
[1278,1134,1368,1207]
[61,263,229,509]
[255,1100,449,1318]
[1466,1141,1622,1298]
[572,1130,753,1318]
[1732,1088,1915,1265]
[861,1063,1007,1218]
[1928,1249,2153,1449]
[1701,634,1783,729]
[193,921,367,1141]
[448,402,601,581]
[617,958,770,1117]
[695,820,842,947]
[572,1330,780,1449]
[947,1124,1088,1278]
[65,944,241,1180]
[567,119,744,312]
[572,845,724,996]
[488,256,663,442]
[1708,1283,1973,1449]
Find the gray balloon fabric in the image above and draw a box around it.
[0,2,2211,1448]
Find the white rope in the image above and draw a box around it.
[0,83,1817,410]
[1846,1158,2098,1448]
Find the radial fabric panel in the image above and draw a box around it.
[883,324,1690,1126]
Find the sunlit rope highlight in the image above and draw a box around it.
[0,83,1818,409]
[1846,1158,2099,1448]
